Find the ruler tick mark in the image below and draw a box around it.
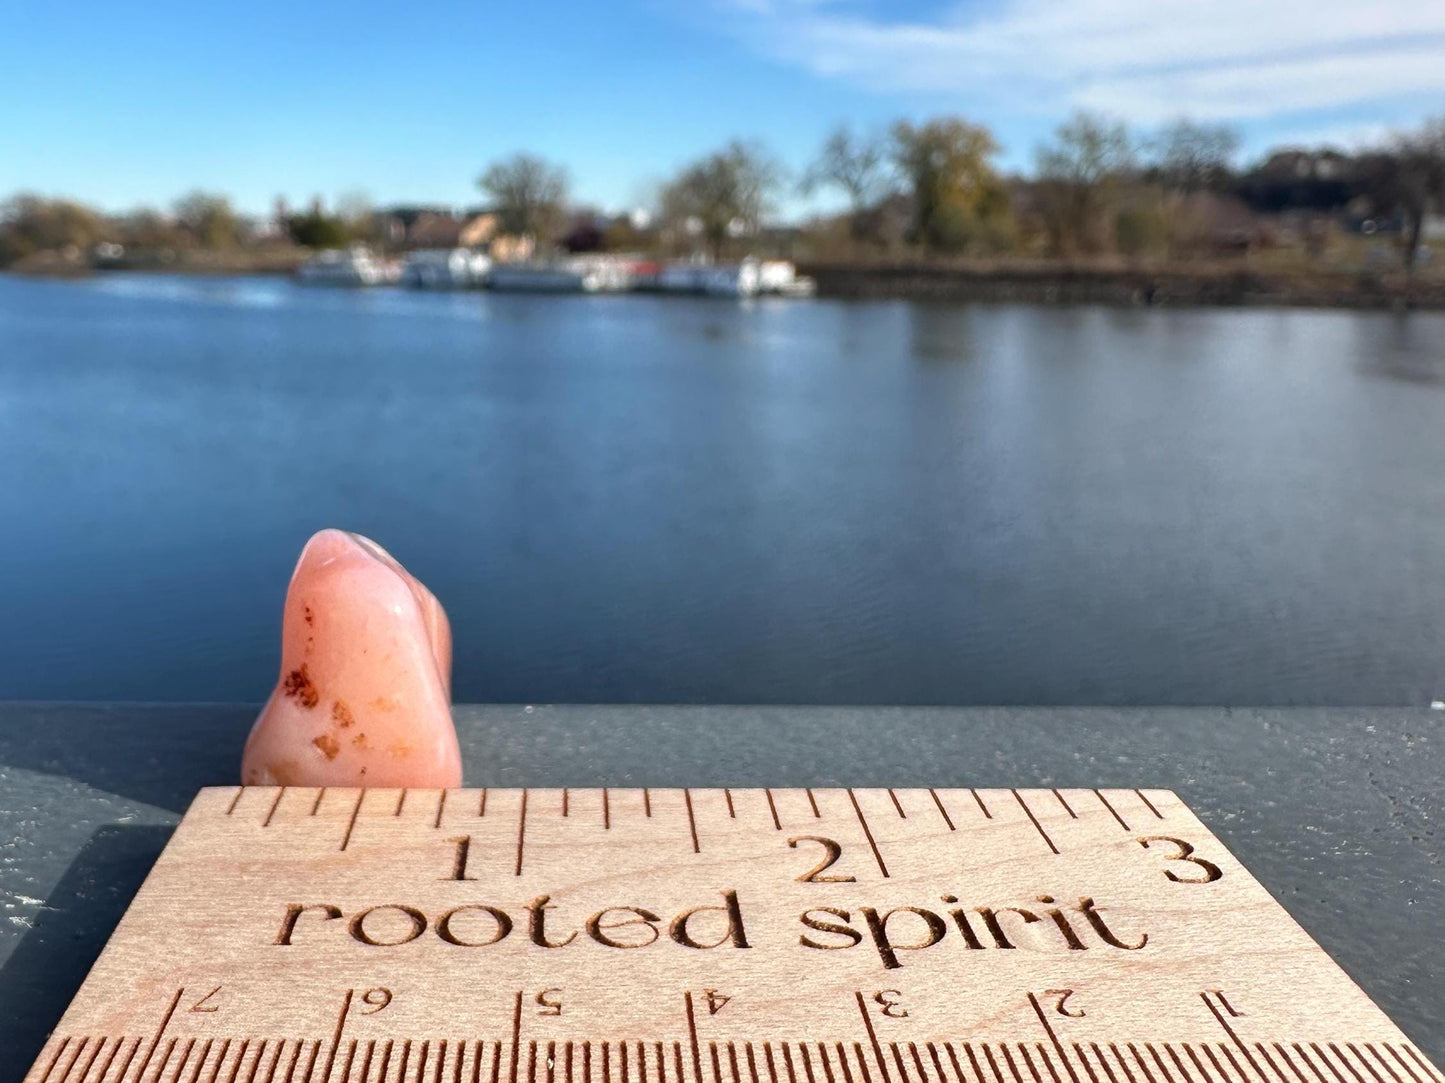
[1387,1046,1433,1081]
[1278,1044,1319,1083]
[563,789,570,817]
[36,1036,68,1083]
[435,790,448,828]
[924,1044,944,1083]
[395,790,407,816]
[943,1044,970,1083]
[1126,1046,1159,1083]
[855,992,893,1083]
[311,788,326,817]
[684,993,703,1083]
[221,1038,248,1083]
[684,789,700,853]
[131,987,184,1083]
[1163,1046,1196,1083]
[300,1041,320,1083]
[970,790,992,819]
[226,788,244,816]
[847,790,889,877]
[888,790,906,818]
[1402,1048,1442,1083]
[1016,1044,1044,1083]
[1197,1044,1230,1083]
[724,789,736,818]
[806,789,821,818]
[338,1042,357,1083]
[1052,790,1078,818]
[339,791,364,851]
[1252,1044,1291,1083]
[187,1039,215,1083]
[56,1037,88,1083]
[263,788,286,827]
[1135,790,1163,818]
[1028,993,1080,1083]
[1080,1045,1112,1083]
[801,1045,819,1083]
[1013,791,1059,855]
[1294,1048,1335,1083]
[998,1045,1024,1083]
[515,790,528,876]
[319,988,352,1083]
[929,789,955,831]
[1145,1044,1176,1083]
[283,1039,305,1083]
[1095,791,1131,832]
[603,789,610,830]
[1366,1048,1406,1083]
[982,1045,1007,1083]
[480,789,489,817]
[765,790,781,830]
[510,993,524,1083]
[644,789,652,818]
[97,1036,128,1083]
[1201,995,1270,1083]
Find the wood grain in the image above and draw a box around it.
[22,789,1441,1083]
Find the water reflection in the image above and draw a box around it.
[2,274,1444,706]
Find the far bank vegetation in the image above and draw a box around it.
[3,113,1444,281]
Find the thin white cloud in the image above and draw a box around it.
[719,0,1445,122]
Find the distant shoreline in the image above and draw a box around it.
[9,251,1445,310]
[800,260,1445,311]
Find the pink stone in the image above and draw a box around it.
[241,530,462,787]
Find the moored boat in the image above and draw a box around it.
[488,256,634,294]
[296,247,398,287]
[400,248,491,289]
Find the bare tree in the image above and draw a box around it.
[1151,119,1239,192]
[802,125,892,242]
[1358,118,1445,273]
[478,154,570,243]
[661,140,784,256]
[1034,112,1135,254]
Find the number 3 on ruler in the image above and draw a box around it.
[1137,836,1223,883]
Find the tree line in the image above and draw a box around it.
[3,111,1444,272]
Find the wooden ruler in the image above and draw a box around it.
[24,788,1440,1083]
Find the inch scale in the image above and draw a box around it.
[23,788,1441,1083]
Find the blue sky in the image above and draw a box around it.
[2,0,1443,218]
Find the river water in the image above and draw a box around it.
[2,272,1443,705]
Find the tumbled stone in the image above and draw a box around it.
[241,529,462,787]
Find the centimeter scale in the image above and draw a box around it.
[23,787,1442,1083]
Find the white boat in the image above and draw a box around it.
[755,260,815,296]
[296,247,398,287]
[400,248,491,289]
[488,256,634,294]
[701,258,762,297]
[655,258,812,299]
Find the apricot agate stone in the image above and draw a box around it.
[241,530,462,787]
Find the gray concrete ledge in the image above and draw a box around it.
[1,704,1441,1081]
